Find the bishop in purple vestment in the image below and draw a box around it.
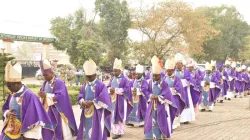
[127,64,150,127]
[235,67,244,98]
[39,60,77,140]
[144,56,177,139]
[241,65,249,97]
[107,58,133,139]
[1,62,55,140]
[77,59,111,140]
[217,62,229,103]
[224,60,235,100]
[186,59,202,111]
[164,58,186,129]
[174,54,195,124]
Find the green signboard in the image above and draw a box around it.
[0,33,56,43]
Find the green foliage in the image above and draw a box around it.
[0,53,15,74]
[95,0,131,64]
[197,5,250,61]
[0,53,15,101]
[68,93,79,105]
[50,9,106,67]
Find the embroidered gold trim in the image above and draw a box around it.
[60,113,69,124]
[5,118,22,139]
[84,105,94,118]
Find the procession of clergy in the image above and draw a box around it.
[1,52,249,140]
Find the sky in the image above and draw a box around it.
[0,0,250,47]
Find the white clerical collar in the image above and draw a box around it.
[15,85,24,94]
[88,78,97,86]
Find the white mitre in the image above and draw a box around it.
[236,67,242,72]
[241,65,246,70]
[211,60,216,66]
[5,61,22,82]
[247,67,250,71]
[165,58,175,70]
[175,53,184,63]
[187,59,194,67]
[113,58,122,70]
[225,60,231,65]
[40,59,52,74]
[205,62,212,71]
[151,56,162,74]
[135,64,144,73]
[231,62,236,68]
[83,59,97,75]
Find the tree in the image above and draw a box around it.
[197,5,250,61]
[241,36,250,62]
[0,52,15,101]
[131,0,217,62]
[50,9,106,67]
[95,0,131,64]
[14,43,37,60]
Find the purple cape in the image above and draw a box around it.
[188,70,202,106]
[175,68,191,108]
[235,72,243,92]
[77,80,111,140]
[107,75,133,123]
[172,76,186,115]
[1,86,55,139]
[130,79,150,120]
[229,68,236,91]
[221,70,229,96]
[40,78,77,138]
[144,80,177,138]
[211,72,221,102]
[242,72,249,91]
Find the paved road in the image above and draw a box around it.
[1,95,249,139]
[71,96,250,140]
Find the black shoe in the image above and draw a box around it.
[139,125,144,127]
[126,123,134,126]
[234,95,237,98]
[220,100,223,103]
[201,109,206,112]
[184,121,190,124]
[224,97,227,100]
[209,110,212,112]
[228,98,231,100]
[112,135,121,139]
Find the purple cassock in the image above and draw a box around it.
[174,68,191,108]
[1,86,55,140]
[235,71,243,93]
[107,74,133,133]
[40,77,77,139]
[216,62,229,97]
[77,80,112,140]
[225,68,236,92]
[144,79,177,139]
[164,75,186,115]
[220,69,229,96]
[210,71,221,102]
[242,72,249,92]
[127,78,150,125]
[188,70,202,106]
